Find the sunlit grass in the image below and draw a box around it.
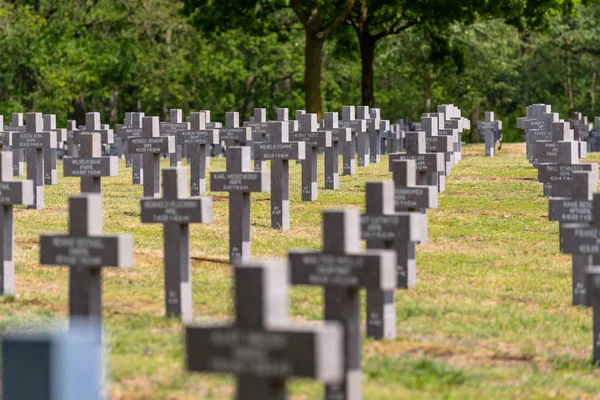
[2,143,600,399]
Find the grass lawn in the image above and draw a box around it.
[2,142,600,399]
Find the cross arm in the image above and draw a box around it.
[186,322,343,381]
[63,156,119,178]
[141,197,212,224]
[559,225,600,255]
[129,136,176,154]
[177,129,219,145]
[40,234,133,268]
[549,199,592,223]
[210,171,270,193]
[288,250,397,290]
[0,181,33,206]
[395,186,438,211]
[361,212,427,243]
[254,142,306,161]
[218,127,252,143]
[13,131,57,149]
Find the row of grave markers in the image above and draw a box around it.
[1,103,472,400]
[517,103,600,364]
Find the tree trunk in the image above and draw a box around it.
[591,70,596,115]
[359,35,376,107]
[423,75,432,113]
[304,30,325,116]
[567,59,574,113]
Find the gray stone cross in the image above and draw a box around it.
[116,112,145,184]
[288,209,396,400]
[0,151,32,295]
[355,106,372,167]
[538,138,594,198]
[39,194,133,335]
[210,146,270,262]
[477,112,501,157]
[4,113,25,176]
[64,132,119,194]
[41,114,65,186]
[389,131,445,191]
[177,112,218,196]
[128,116,176,198]
[254,121,305,230]
[141,167,212,322]
[243,108,270,171]
[160,109,190,167]
[420,116,454,192]
[338,106,366,176]
[289,113,331,201]
[549,171,598,306]
[317,112,351,190]
[11,113,57,209]
[534,121,576,174]
[186,259,344,400]
[0,116,12,151]
[585,264,600,365]
[3,322,104,400]
[368,108,383,164]
[73,112,114,149]
[361,181,426,340]
[217,112,252,149]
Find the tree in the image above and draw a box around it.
[181,0,355,116]
[345,0,578,107]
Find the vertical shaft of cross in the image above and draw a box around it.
[364,181,397,340]
[27,114,44,208]
[68,196,103,322]
[80,133,102,193]
[322,211,361,400]
[189,112,209,196]
[231,148,250,261]
[165,169,190,321]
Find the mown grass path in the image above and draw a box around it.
[2,143,600,399]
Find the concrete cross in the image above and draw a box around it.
[210,146,270,262]
[254,121,305,230]
[160,109,190,167]
[243,108,269,172]
[316,112,351,190]
[11,113,57,209]
[3,323,103,400]
[116,112,145,184]
[355,106,373,167]
[177,112,219,196]
[141,167,212,322]
[186,259,344,400]
[538,135,593,197]
[389,131,445,191]
[39,194,133,336]
[41,114,65,185]
[0,151,32,295]
[338,106,366,176]
[217,112,252,149]
[548,170,598,306]
[288,209,396,400]
[64,132,119,194]
[361,181,426,340]
[368,108,383,163]
[128,116,176,198]
[289,113,331,201]
[420,116,454,191]
[4,113,26,176]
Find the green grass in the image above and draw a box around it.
[2,143,600,399]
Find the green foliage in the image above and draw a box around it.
[1,0,600,142]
